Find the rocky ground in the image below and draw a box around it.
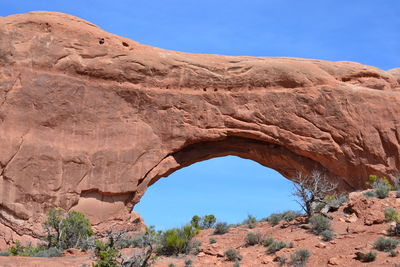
[1,190,400,266]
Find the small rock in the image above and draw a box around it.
[345,213,358,223]
[316,242,327,248]
[328,257,339,265]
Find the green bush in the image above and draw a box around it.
[93,240,119,267]
[0,251,9,256]
[290,249,311,267]
[327,194,349,208]
[363,251,376,262]
[385,208,400,222]
[396,190,400,198]
[264,211,302,226]
[232,262,240,267]
[190,215,216,229]
[44,209,93,250]
[209,238,216,244]
[368,175,392,199]
[376,185,390,199]
[214,222,229,235]
[184,259,193,267]
[262,237,274,247]
[34,247,62,257]
[158,225,198,256]
[264,213,283,226]
[266,240,287,254]
[224,248,242,261]
[7,241,56,257]
[8,241,24,256]
[373,237,400,252]
[321,230,334,241]
[245,232,262,246]
[282,210,302,222]
[309,215,331,235]
[168,264,176,267]
[243,215,257,229]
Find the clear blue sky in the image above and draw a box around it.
[1,1,399,229]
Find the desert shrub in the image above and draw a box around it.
[184,259,193,267]
[93,240,119,267]
[0,251,9,256]
[262,237,274,247]
[397,190,400,198]
[224,248,242,261]
[363,191,376,198]
[233,262,240,267]
[373,237,400,252]
[328,194,349,208]
[44,209,93,250]
[266,240,287,254]
[187,240,201,255]
[245,232,262,246]
[7,241,53,257]
[277,255,287,266]
[375,185,390,199]
[309,215,331,235]
[168,264,176,267]
[389,250,399,257]
[367,175,392,199]
[158,225,198,256]
[321,230,334,241]
[214,222,229,235]
[385,208,400,222]
[8,241,25,256]
[282,210,302,222]
[34,247,62,257]
[202,215,216,229]
[363,251,376,262]
[114,236,137,249]
[209,238,216,244]
[243,215,257,229]
[190,215,201,229]
[265,213,284,226]
[290,249,311,267]
[190,215,216,229]
[367,175,393,189]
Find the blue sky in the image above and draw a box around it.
[1,1,399,229]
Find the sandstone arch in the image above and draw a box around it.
[1,11,400,246]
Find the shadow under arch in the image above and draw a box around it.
[131,136,353,209]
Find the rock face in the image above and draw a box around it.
[0,11,400,247]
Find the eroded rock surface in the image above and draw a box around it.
[0,11,400,247]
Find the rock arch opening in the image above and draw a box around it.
[134,155,301,230]
[131,136,353,209]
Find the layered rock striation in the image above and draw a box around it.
[0,11,400,247]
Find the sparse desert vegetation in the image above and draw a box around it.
[4,174,400,266]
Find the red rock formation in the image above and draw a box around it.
[0,11,400,247]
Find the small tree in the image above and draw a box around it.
[291,171,337,217]
[43,208,93,249]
